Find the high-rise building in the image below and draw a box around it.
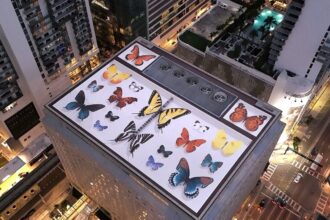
[174,0,330,137]
[0,0,99,146]
[44,38,284,220]
[267,0,330,135]
[90,0,210,53]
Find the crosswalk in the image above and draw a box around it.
[265,182,302,213]
[262,163,278,181]
[291,160,324,181]
[314,191,329,215]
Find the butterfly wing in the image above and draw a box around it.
[138,90,162,116]
[78,104,104,121]
[158,108,191,129]
[75,90,85,105]
[176,128,189,147]
[88,80,97,88]
[134,55,156,66]
[65,90,85,110]
[169,158,190,187]
[108,87,122,103]
[158,145,172,157]
[125,45,139,61]
[146,155,155,167]
[114,121,136,142]
[111,73,131,84]
[212,130,227,149]
[94,120,107,131]
[93,85,104,92]
[146,155,163,170]
[85,104,105,112]
[117,97,137,108]
[201,154,212,167]
[163,150,173,158]
[157,145,165,153]
[65,101,80,110]
[129,133,154,154]
[185,139,206,153]
[222,140,243,156]
[184,177,214,199]
[209,161,223,173]
[102,64,117,80]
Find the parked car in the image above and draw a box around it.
[272,196,287,209]
[258,198,268,211]
[293,173,303,183]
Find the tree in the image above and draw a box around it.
[264,16,277,30]
[293,136,302,152]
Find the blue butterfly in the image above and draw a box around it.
[201,154,223,173]
[146,155,163,170]
[65,90,105,120]
[169,158,214,199]
[88,80,104,92]
[94,120,108,131]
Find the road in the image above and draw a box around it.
[237,81,330,219]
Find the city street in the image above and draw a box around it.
[237,81,330,219]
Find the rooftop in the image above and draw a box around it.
[46,38,282,218]
[180,2,284,77]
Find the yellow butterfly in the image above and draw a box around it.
[212,130,243,156]
[138,90,191,129]
[102,64,131,84]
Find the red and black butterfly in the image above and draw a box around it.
[176,128,206,153]
[108,87,137,108]
[125,45,156,66]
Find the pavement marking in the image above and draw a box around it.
[291,160,325,181]
[265,182,302,214]
[262,164,278,181]
[314,191,329,215]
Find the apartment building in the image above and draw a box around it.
[90,0,210,52]
[0,0,99,146]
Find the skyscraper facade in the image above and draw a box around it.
[0,0,99,145]
[90,0,210,53]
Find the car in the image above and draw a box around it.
[293,173,303,183]
[257,198,268,211]
[219,2,228,9]
[272,196,287,209]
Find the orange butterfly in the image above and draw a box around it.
[125,45,156,66]
[176,128,206,153]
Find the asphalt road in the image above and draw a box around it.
[237,82,330,219]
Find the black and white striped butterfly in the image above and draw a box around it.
[193,120,209,133]
[113,121,153,154]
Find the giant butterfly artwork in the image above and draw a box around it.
[102,64,131,84]
[113,121,154,154]
[125,45,156,66]
[138,90,191,129]
[212,130,243,156]
[64,90,105,120]
[169,158,213,199]
[108,87,137,109]
[201,154,223,173]
[176,128,206,153]
[229,103,267,132]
